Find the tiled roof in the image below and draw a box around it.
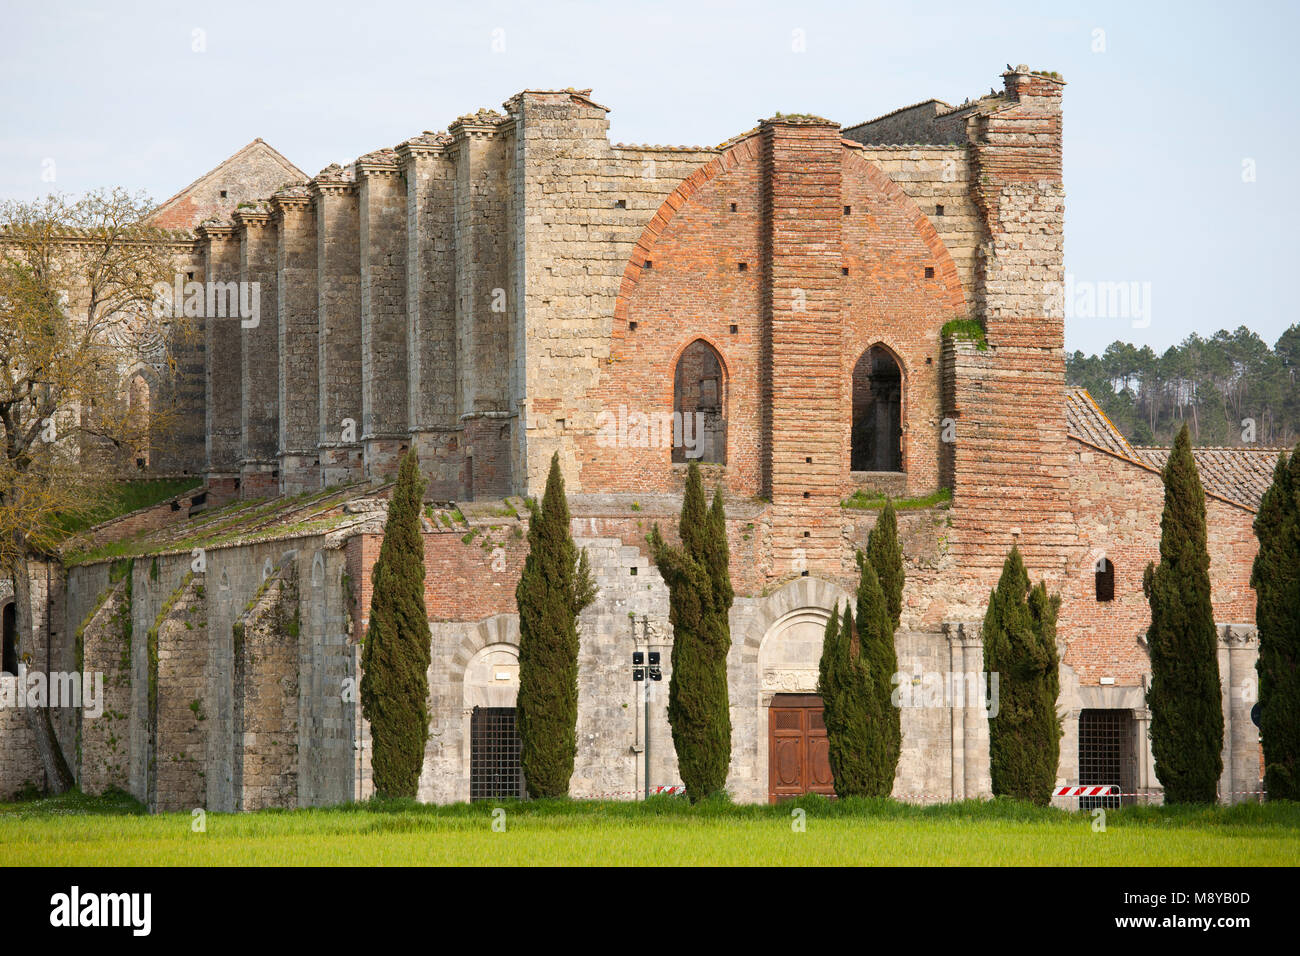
[1066,387,1136,459]
[1133,446,1284,512]
[1066,386,1282,511]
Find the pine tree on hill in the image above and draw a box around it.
[982,546,1063,806]
[1251,445,1300,800]
[1145,424,1224,804]
[647,462,734,802]
[818,603,875,797]
[516,452,597,799]
[360,450,431,799]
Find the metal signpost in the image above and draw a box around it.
[631,626,662,800]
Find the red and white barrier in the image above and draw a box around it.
[1055,785,1117,797]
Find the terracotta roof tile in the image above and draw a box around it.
[1133,445,1285,512]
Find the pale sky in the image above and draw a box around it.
[2,0,1292,356]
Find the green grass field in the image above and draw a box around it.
[1,791,1296,866]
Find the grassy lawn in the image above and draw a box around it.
[1,791,1295,866]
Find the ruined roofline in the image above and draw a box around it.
[148,138,306,224]
[843,98,951,133]
[0,223,198,246]
[844,65,1064,140]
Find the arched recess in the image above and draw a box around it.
[447,614,522,800]
[672,338,727,464]
[737,576,855,802]
[120,362,161,470]
[851,344,904,473]
[2,600,16,676]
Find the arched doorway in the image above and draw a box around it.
[851,346,903,472]
[757,604,837,803]
[673,339,726,464]
[463,643,523,801]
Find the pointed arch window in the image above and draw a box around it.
[673,340,726,464]
[851,346,903,472]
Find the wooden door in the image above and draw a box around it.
[768,694,834,802]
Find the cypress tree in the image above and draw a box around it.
[360,450,431,799]
[1251,446,1300,800]
[982,546,1063,806]
[516,452,597,799]
[867,499,905,631]
[818,603,875,797]
[647,462,734,802]
[1145,424,1224,804]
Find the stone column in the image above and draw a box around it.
[1220,625,1262,804]
[235,205,280,497]
[1132,704,1155,803]
[451,113,513,500]
[312,166,364,487]
[271,188,320,493]
[947,625,965,800]
[397,135,462,499]
[961,624,990,798]
[197,222,242,503]
[356,151,409,480]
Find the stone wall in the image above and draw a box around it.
[150,574,208,812]
[200,224,243,487]
[233,567,300,810]
[237,206,280,497]
[78,580,132,795]
[358,155,409,478]
[314,172,364,486]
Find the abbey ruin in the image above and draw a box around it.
[0,66,1271,810]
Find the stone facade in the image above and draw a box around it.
[4,66,1268,810]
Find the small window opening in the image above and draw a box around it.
[1095,558,1115,602]
[924,266,935,279]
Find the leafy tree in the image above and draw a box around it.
[1,189,181,792]
[647,461,733,802]
[982,546,1062,805]
[1145,425,1224,803]
[515,452,596,798]
[1251,446,1300,800]
[360,450,431,798]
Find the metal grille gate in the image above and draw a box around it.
[1078,709,1135,809]
[470,706,524,801]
